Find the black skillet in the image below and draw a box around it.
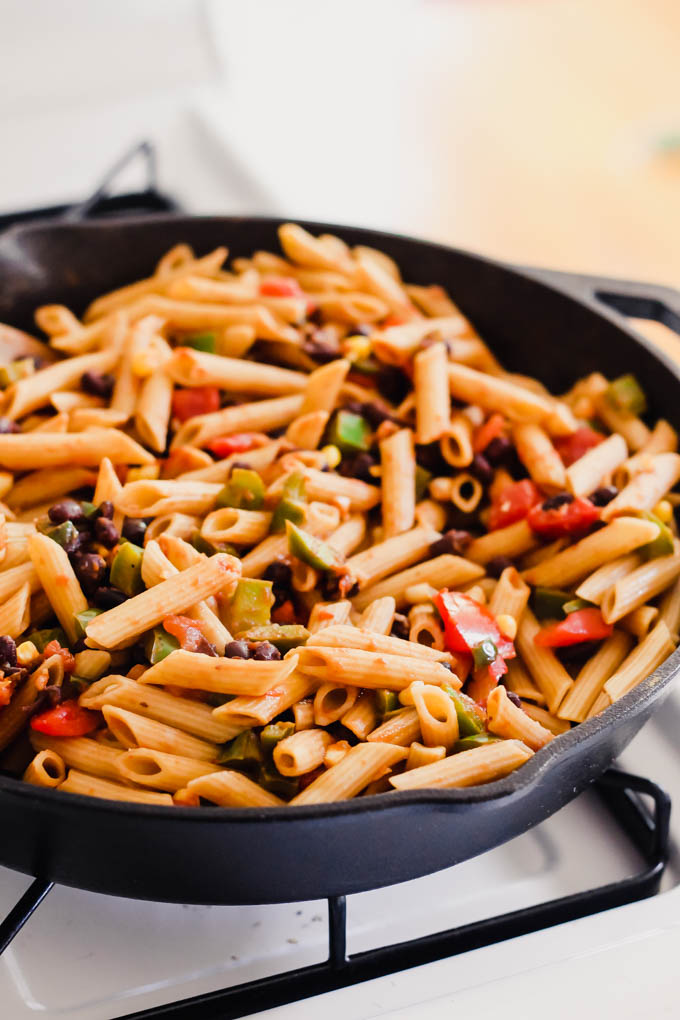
[0,215,678,905]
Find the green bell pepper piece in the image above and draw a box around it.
[190,531,238,557]
[79,501,98,519]
[286,520,342,572]
[260,720,295,755]
[453,733,500,753]
[531,587,572,620]
[218,730,263,774]
[237,624,309,653]
[375,689,400,717]
[270,472,307,533]
[74,608,103,639]
[350,357,380,376]
[562,597,595,615]
[144,627,180,664]
[0,357,35,389]
[606,374,647,416]
[185,332,216,354]
[327,409,371,453]
[258,762,299,800]
[225,578,274,633]
[415,464,432,502]
[443,685,485,737]
[26,627,67,653]
[472,639,498,669]
[216,468,265,511]
[639,511,674,560]
[46,520,79,550]
[110,542,145,596]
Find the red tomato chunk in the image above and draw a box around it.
[30,700,99,737]
[527,497,600,539]
[489,480,541,531]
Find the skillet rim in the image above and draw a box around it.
[1,212,679,822]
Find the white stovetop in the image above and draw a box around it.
[1,4,679,1017]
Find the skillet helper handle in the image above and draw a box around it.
[524,267,680,337]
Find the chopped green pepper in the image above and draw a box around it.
[224,578,274,633]
[270,472,307,533]
[189,530,240,557]
[0,357,35,389]
[415,464,432,502]
[531,587,572,620]
[237,624,309,653]
[472,639,498,669]
[606,374,647,416]
[443,685,485,737]
[350,357,380,376]
[259,763,299,800]
[327,409,371,453]
[260,721,295,755]
[218,730,263,774]
[216,468,265,511]
[376,689,400,717]
[26,627,67,653]
[144,627,180,664]
[184,332,217,354]
[453,733,500,753]
[639,511,675,560]
[110,542,145,596]
[79,501,98,519]
[74,608,103,639]
[46,520,79,550]
[562,597,595,615]
[286,520,342,572]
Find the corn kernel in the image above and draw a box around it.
[131,348,159,378]
[343,336,372,361]
[653,499,673,523]
[368,464,382,478]
[127,464,160,483]
[497,613,518,640]
[16,641,40,668]
[321,444,342,469]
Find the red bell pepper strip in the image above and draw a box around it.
[554,427,604,467]
[172,387,220,423]
[259,278,303,298]
[527,496,600,539]
[473,413,507,454]
[206,432,268,459]
[435,591,515,661]
[534,608,613,647]
[488,479,542,531]
[30,700,99,737]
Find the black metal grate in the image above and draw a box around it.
[0,768,670,1019]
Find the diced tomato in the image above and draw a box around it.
[163,615,208,653]
[435,591,515,662]
[527,496,600,539]
[0,679,13,707]
[259,278,303,298]
[554,427,605,467]
[172,387,220,423]
[30,700,99,737]
[206,432,268,459]
[272,600,296,625]
[473,413,507,454]
[43,640,76,674]
[534,608,613,647]
[488,479,542,531]
[465,668,502,706]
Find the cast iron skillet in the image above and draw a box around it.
[0,215,679,906]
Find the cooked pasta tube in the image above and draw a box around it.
[0,659,56,751]
[135,342,174,453]
[659,575,680,635]
[28,532,88,643]
[165,270,258,305]
[620,605,659,639]
[408,604,445,649]
[307,599,353,633]
[85,553,240,649]
[0,582,31,639]
[575,553,642,605]
[313,683,359,725]
[94,456,124,531]
[366,707,421,746]
[504,658,546,705]
[299,358,351,416]
[407,681,459,750]
[211,672,316,728]
[486,685,554,750]
[293,699,315,730]
[513,423,567,493]
[601,550,680,624]
[440,415,474,468]
[346,526,438,589]
[178,440,284,483]
[380,429,416,538]
[352,554,484,611]
[557,631,633,722]
[522,517,659,588]
[273,729,334,776]
[0,428,154,469]
[390,740,533,790]
[145,513,202,544]
[307,624,450,661]
[60,769,174,805]
[291,742,407,805]
[449,473,483,514]
[326,515,367,559]
[166,347,306,395]
[594,392,650,451]
[566,433,628,497]
[133,295,299,343]
[4,348,119,420]
[187,769,284,808]
[301,466,381,512]
[371,316,476,366]
[79,676,241,743]
[200,508,272,546]
[405,283,459,317]
[515,608,574,713]
[116,480,222,518]
[172,394,304,450]
[604,621,675,702]
[448,363,573,433]
[520,702,571,735]
[341,691,379,740]
[488,567,530,623]
[405,742,447,770]
[102,706,219,762]
[358,596,396,635]
[467,520,540,566]
[30,732,124,781]
[116,748,222,792]
[239,534,289,578]
[23,749,66,788]
[414,342,450,444]
[6,468,97,510]
[140,648,298,695]
[297,646,458,691]
[602,453,680,521]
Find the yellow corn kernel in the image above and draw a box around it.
[321,444,342,469]
[130,348,159,378]
[368,464,382,478]
[0,471,13,500]
[496,613,518,640]
[653,499,673,524]
[343,336,372,361]
[16,641,40,668]
[127,464,160,483]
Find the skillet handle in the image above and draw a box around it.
[522,267,680,337]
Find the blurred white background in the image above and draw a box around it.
[0,0,678,284]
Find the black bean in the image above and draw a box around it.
[72,552,107,595]
[48,498,85,525]
[342,400,365,417]
[252,641,281,661]
[61,528,85,554]
[122,517,148,545]
[339,452,379,485]
[195,635,219,657]
[0,417,20,434]
[415,442,449,476]
[506,690,523,709]
[375,365,410,405]
[81,371,115,397]
[225,640,251,659]
[541,492,573,511]
[0,635,17,669]
[483,435,513,465]
[486,555,515,579]
[97,500,114,519]
[430,529,472,557]
[92,586,129,610]
[390,613,410,641]
[469,453,494,486]
[302,329,340,363]
[590,485,618,507]
[557,640,601,665]
[94,517,119,548]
